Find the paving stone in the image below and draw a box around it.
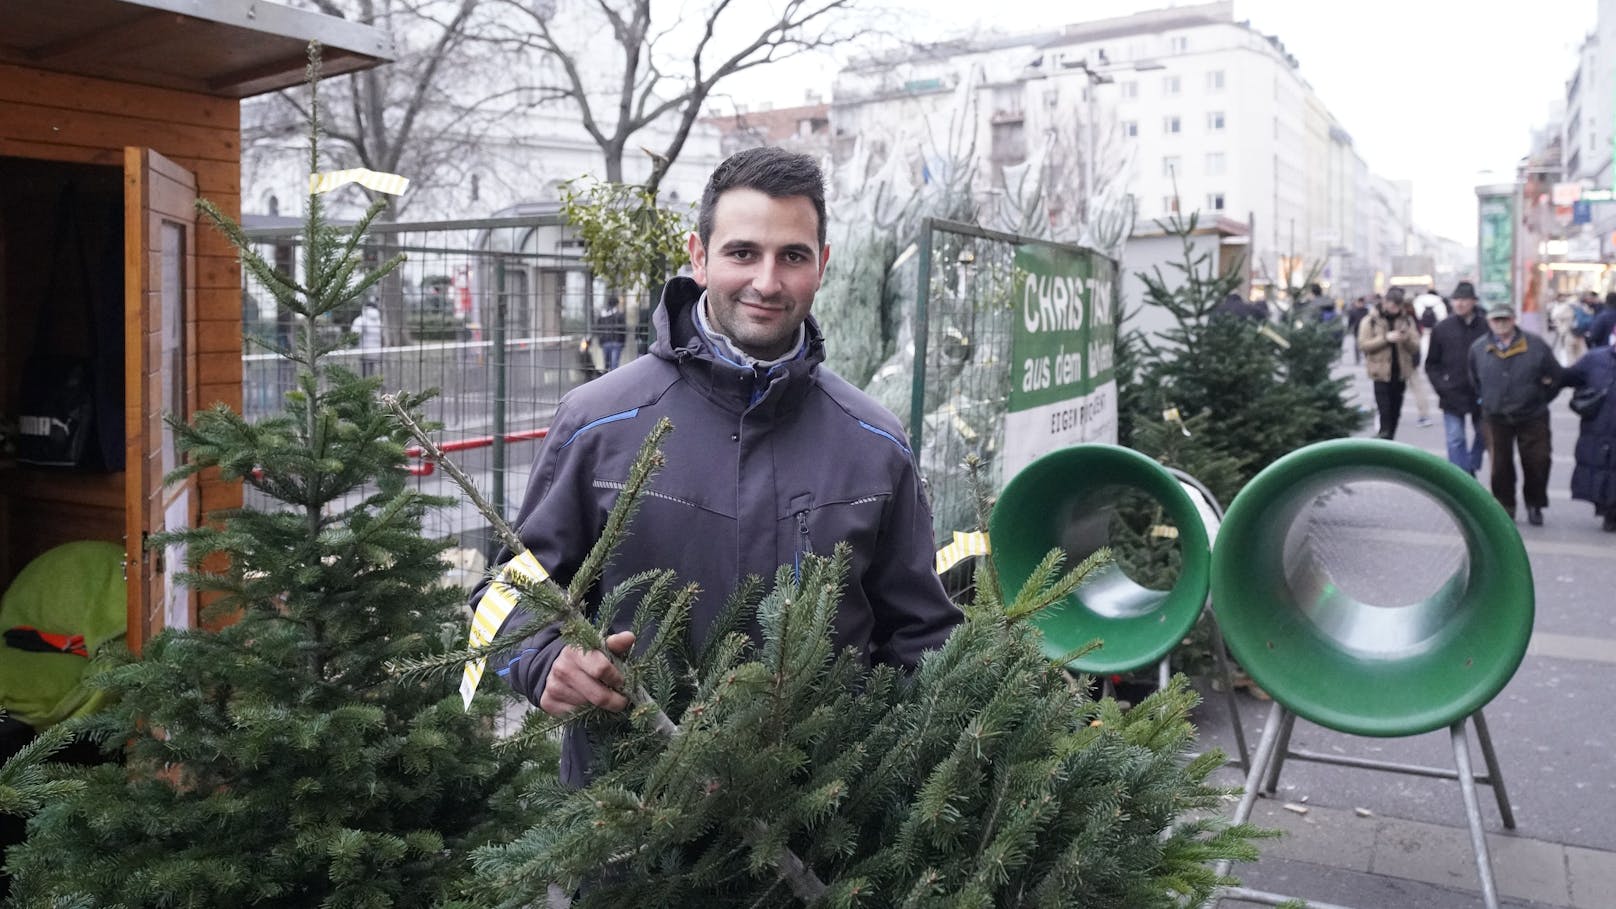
[1566,844,1616,909]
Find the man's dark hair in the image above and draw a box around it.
[1605,292,1616,309]
[1309,283,1323,296]
[697,146,827,248]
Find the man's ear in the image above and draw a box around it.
[687,232,708,286]
[817,243,831,283]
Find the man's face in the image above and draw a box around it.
[688,187,830,360]
[1452,295,1477,317]
[1583,293,1599,307]
[1489,314,1516,336]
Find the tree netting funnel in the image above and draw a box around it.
[1212,439,1534,738]
[990,444,1212,674]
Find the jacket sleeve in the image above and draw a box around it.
[470,404,599,707]
[1424,329,1446,383]
[1358,316,1388,354]
[865,455,963,671]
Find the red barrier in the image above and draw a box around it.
[404,427,549,476]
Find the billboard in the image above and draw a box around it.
[1003,244,1118,478]
[1477,190,1514,310]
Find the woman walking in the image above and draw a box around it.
[1562,333,1616,531]
[1359,287,1422,439]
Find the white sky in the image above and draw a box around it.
[723,0,1598,244]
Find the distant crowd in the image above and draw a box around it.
[1213,282,1616,533]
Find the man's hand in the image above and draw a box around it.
[1386,330,1404,342]
[538,631,636,718]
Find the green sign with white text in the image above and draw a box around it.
[1004,244,1117,477]
[1477,193,1514,310]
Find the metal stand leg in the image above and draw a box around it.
[1158,655,1171,690]
[1452,719,1501,909]
[1262,710,1298,794]
[1208,613,1250,769]
[1216,702,1287,879]
[1472,709,1516,829]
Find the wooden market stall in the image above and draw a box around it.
[0,0,393,655]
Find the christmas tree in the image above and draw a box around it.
[1119,212,1364,505]
[388,414,1266,907]
[5,46,537,908]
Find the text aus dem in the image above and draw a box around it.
[1018,267,1113,395]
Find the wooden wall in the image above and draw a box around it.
[0,62,243,586]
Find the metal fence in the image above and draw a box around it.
[240,214,623,564]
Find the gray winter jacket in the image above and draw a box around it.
[483,276,961,785]
[1468,330,1563,423]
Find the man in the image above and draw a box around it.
[1358,287,1421,439]
[1424,281,1490,475]
[1346,296,1371,362]
[483,147,962,785]
[1468,302,1564,525]
[350,301,382,376]
[1588,291,1616,355]
[1413,286,1447,330]
[594,295,627,371]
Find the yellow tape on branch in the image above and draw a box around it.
[459,549,550,709]
[309,168,411,196]
[935,530,991,575]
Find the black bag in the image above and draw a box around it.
[15,186,116,469]
[1570,384,1609,419]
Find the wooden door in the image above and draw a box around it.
[124,147,198,655]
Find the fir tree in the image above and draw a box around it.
[0,720,82,824]
[388,411,1267,907]
[5,46,537,908]
[1119,212,1365,500]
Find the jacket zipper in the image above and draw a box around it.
[794,510,812,581]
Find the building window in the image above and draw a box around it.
[1164,115,1182,135]
[1205,152,1226,175]
[1123,120,1139,138]
[1207,69,1225,91]
[1121,80,1138,99]
[1207,110,1225,131]
[1170,35,1189,53]
[1163,74,1182,95]
[1207,192,1226,211]
[1162,155,1181,177]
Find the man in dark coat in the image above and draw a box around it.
[1587,292,1616,353]
[1561,333,1616,531]
[1424,281,1491,475]
[1469,302,1564,525]
[478,147,962,786]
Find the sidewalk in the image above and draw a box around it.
[1198,349,1616,908]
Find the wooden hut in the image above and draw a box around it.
[0,0,393,653]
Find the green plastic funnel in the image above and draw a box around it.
[1212,439,1534,737]
[990,444,1213,674]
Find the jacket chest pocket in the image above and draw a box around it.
[787,493,888,580]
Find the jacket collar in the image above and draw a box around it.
[650,276,825,416]
[1487,333,1528,359]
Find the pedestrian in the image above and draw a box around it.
[595,295,627,371]
[350,301,382,377]
[1588,291,1616,353]
[481,147,962,786]
[1214,291,1262,321]
[1359,287,1421,439]
[1560,330,1616,531]
[1346,296,1370,362]
[1414,285,1447,329]
[1424,281,1491,475]
[1468,302,1564,525]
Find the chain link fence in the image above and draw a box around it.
[241,214,630,575]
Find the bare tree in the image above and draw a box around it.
[245,0,535,342]
[496,0,861,198]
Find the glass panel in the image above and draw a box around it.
[160,220,187,478]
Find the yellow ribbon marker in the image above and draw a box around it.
[459,549,549,709]
[309,168,412,196]
[1255,321,1293,349]
[935,530,991,575]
